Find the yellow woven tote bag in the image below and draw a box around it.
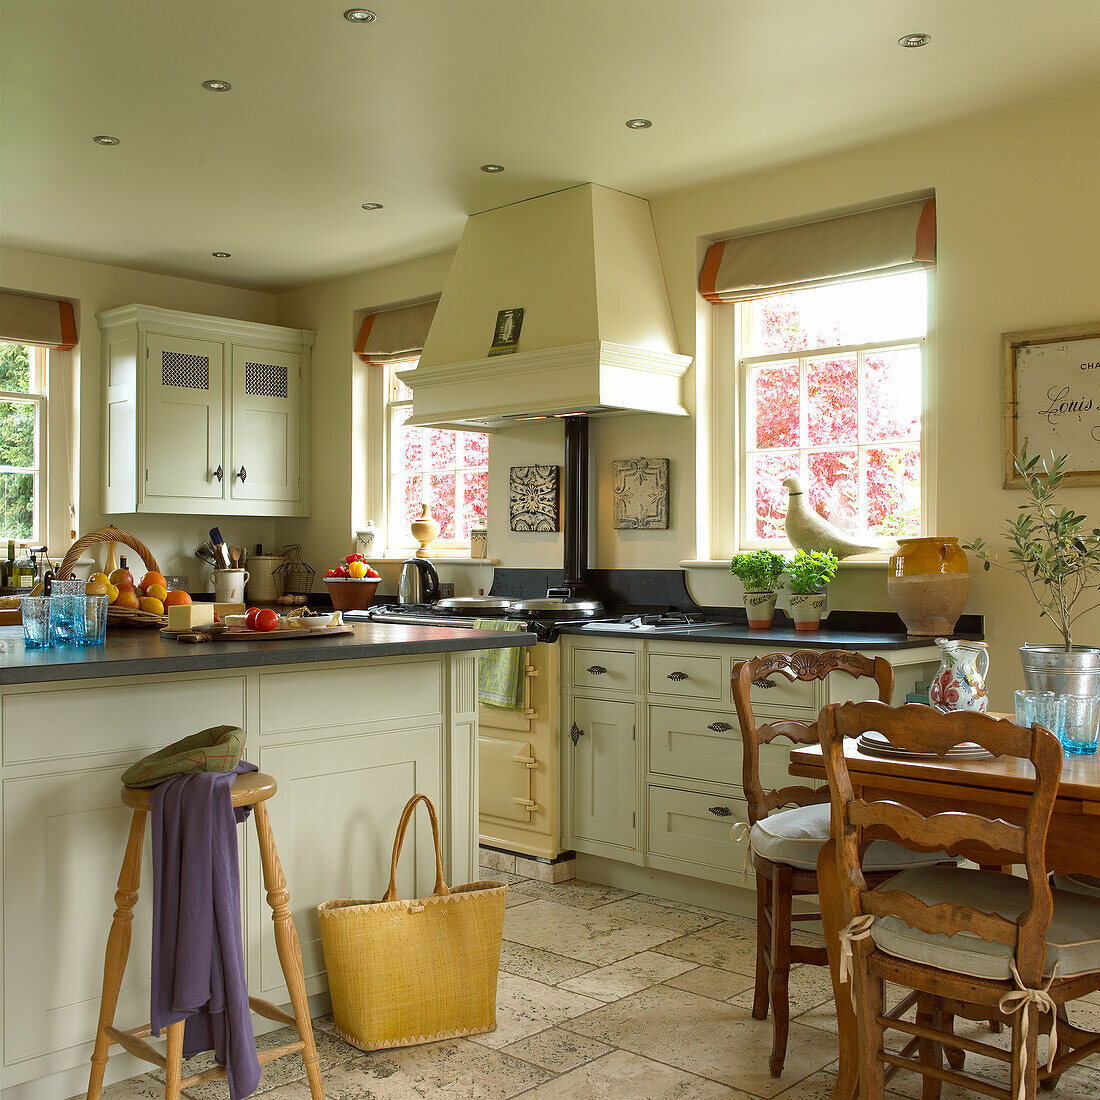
[318,793,507,1051]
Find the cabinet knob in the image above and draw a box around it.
[236,466,247,482]
[708,806,732,817]
[586,665,607,676]
[707,721,733,733]
[213,464,224,483]
[752,677,777,690]
[569,722,584,746]
[667,671,688,681]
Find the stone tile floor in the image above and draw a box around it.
[82,868,1100,1099]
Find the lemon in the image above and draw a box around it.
[92,572,110,586]
[106,583,119,605]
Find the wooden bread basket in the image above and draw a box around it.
[59,527,169,629]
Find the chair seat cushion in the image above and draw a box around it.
[1052,873,1100,898]
[871,865,1100,980]
[748,803,949,872]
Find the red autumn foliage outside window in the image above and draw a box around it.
[739,273,926,545]
[388,364,489,545]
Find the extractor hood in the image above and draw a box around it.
[401,183,691,428]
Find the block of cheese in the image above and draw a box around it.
[167,602,216,632]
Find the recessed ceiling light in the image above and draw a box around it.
[344,8,377,22]
[92,135,120,146]
[898,33,931,47]
[361,202,384,210]
[480,164,505,173]
[211,252,231,258]
[201,79,232,92]
[625,118,652,129]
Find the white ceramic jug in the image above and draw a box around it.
[929,638,989,713]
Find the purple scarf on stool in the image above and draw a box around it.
[150,761,262,1100]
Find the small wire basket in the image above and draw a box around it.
[274,544,315,597]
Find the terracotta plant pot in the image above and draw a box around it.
[743,591,777,629]
[789,591,826,631]
[886,536,970,636]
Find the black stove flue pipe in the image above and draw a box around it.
[562,415,592,597]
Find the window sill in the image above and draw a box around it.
[369,555,500,566]
[680,555,891,570]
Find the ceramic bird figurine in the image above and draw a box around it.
[782,477,879,559]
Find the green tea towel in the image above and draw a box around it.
[475,618,527,709]
[122,725,246,788]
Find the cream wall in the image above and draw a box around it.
[0,247,281,583]
[650,89,1100,707]
[272,250,454,590]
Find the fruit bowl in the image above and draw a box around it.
[324,577,381,611]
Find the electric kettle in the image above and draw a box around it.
[398,558,440,605]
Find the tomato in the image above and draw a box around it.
[325,568,337,577]
[245,607,262,630]
[255,609,279,632]
[365,566,379,578]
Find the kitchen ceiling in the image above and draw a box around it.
[2,1,1099,293]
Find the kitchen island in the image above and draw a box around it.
[0,623,532,1099]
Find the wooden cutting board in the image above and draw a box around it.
[162,625,355,643]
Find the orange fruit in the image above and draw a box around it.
[145,583,168,602]
[138,571,166,594]
[163,590,192,607]
[114,588,141,610]
[139,596,164,615]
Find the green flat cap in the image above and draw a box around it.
[122,725,246,788]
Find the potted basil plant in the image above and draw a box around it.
[965,450,1100,696]
[730,550,787,629]
[786,549,839,631]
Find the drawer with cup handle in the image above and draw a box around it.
[571,646,637,693]
[647,651,724,701]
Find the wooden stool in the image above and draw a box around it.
[86,772,325,1099]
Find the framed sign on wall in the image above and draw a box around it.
[1002,320,1100,487]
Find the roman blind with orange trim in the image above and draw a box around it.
[699,198,936,303]
[355,300,438,365]
[0,291,78,349]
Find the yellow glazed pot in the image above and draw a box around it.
[887,537,970,636]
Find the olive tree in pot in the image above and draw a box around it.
[786,549,839,631]
[965,450,1100,696]
[730,550,787,629]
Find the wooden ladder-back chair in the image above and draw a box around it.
[732,650,951,1077]
[821,701,1100,1100]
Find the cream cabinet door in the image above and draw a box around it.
[250,724,442,1003]
[569,697,636,851]
[229,344,301,505]
[144,332,225,504]
[3,765,155,1074]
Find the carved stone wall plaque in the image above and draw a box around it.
[509,465,560,532]
[613,458,670,530]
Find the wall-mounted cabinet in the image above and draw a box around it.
[97,305,314,517]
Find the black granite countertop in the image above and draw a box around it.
[0,623,534,685]
[559,609,983,650]
[558,622,948,649]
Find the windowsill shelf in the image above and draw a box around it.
[680,556,891,570]
[368,555,500,567]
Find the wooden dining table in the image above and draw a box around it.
[788,737,1100,1100]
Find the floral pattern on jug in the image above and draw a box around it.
[929,638,989,713]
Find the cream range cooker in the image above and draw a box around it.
[351,594,601,862]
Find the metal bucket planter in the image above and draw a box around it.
[1020,645,1100,698]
